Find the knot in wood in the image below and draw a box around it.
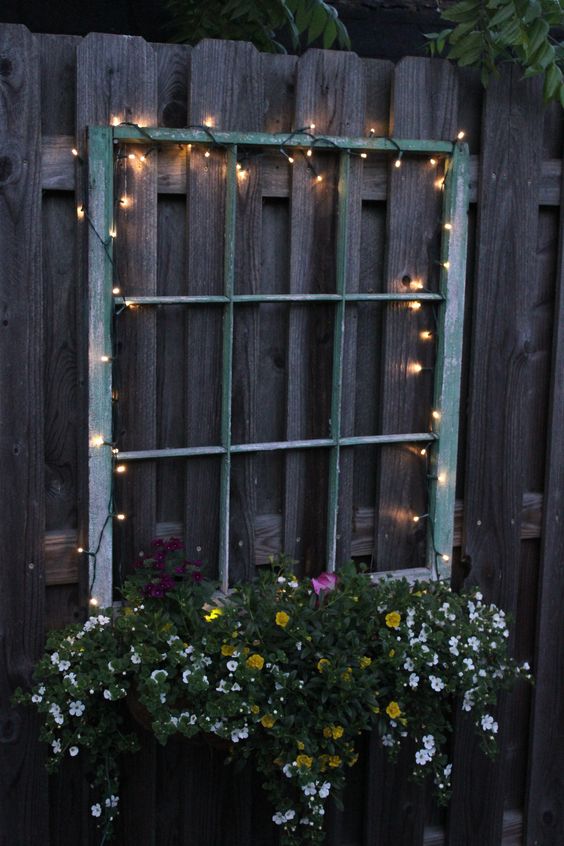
[0,56,12,77]
[0,155,13,183]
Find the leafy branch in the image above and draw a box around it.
[164,0,350,53]
[426,0,564,105]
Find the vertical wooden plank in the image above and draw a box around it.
[374,57,459,573]
[186,39,264,585]
[0,23,47,846]
[447,66,544,846]
[284,48,364,574]
[77,32,158,578]
[76,32,158,846]
[524,145,564,846]
[365,57,459,846]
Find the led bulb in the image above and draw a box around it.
[441,553,450,562]
[139,154,146,162]
[116,513,126,521]
[420,330,432,340]
[413,515,420,523]
[443,261,450,269]
[420,448,427,456]
[432,410,441,420]
[316,174,323,183]
[438,473,446,484]
[204,119,213,128]
[71,148,79,157]
[112,287,120,295]
[306,148,313,157]
[369,128,376,135]
[112,117,120,126]
[360,152,367,159]
[408,301,422,311]
[89,597,99,606]
[77,206,85,219]
[128,153,136,160]
[111,447,119,455]
[394,158,402,168]
[444,223,452,231]
[412,362,423,373]
[236,162,242,171]
[116,465,126,473]
[92,435,105,447]
[120,197,129,207]
[409,280,424,291]
[457,130,465,140]
[309,123,316,130]
[77,547,84,554]
[429,157,437,165]
[109,228,117,239]
[288,155,294,164]
[204,150,211,158]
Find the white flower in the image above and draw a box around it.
[403,658,414,672]
[231,683,241,692]
[318,782,331,799]
[69,700,85,717]
[296,642,302,651]
[50,652,60,665]
[449,636,460,656]
[429,675,445,692]
[52,739,62,754]
[150,669,168,683]
[462,691,474,712]
[463,658,475,671]
[105,795,119,808]
[97,615,111,625]
[58,660,71,672]
[31,693,43,704]
[288,580,299,589]
[64,672,77,686]
[522,661,530,671]
[130,653,141,664]
[226,660,238,673]
[444,763,452,778]
[415,749,432,765]
[103,689,112,700]
[467,636,480,651]
[285,810,295,821]
[303,783,316,796]
[160,693,167,703]
[277,576,286,584]
[481,714,498,734]
[422,734,435,750]
[381,734,394,747]
[91,804,102,818]
[69,746,79,757]
[283,764,293,778]
[408,673,419,689]
[272,813,285,825]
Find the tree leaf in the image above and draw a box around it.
[489,2,516,28]
[322,17,337,49]
[307,4,329,44]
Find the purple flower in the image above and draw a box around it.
[311,572,338,595]
[192,571,203,583]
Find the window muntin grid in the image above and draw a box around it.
[86,126,469,604]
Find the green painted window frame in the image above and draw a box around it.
[86,125,469,605]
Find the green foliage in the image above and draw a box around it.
[164,0,350,53]
[426,0,564,104]
[15,541,530,845]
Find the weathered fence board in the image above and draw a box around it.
[448,66,545,845]
[524,140,564,845]
[0,23,47,846]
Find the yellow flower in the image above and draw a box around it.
[348,753,359,767]
[221,644,235,656]
[260,714,276,728]
[317,658,331,673]
[386,701,401,719]
[328,756,342,768]
[231,630,239,638]
[385,611,401,629]
[389,649,395,658]
[323,726,333,739]
[251,704,260,715]
[246,653,264,671]
[296,741,305,750]
[359,656,372,669]
[341,667,353,682]
[204,608,223,622]
[296,754,313,769]
[332,725,344,740]
[275,611,290,628]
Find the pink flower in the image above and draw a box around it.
[311,572,338,595]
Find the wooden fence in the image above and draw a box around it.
[0,23,562,845]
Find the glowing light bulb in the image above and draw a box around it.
[288,155,294,164]
[435,178,445,190]
[116,465,126,473]
[236,162,242,171]
[204,150,211,158]
[112,117,120,127]
[77,206,84,219]
[409,280,424,291]
[369,128,376,136]
[89,597,99,606]
[309,123,316,131]
[128,153,136,160]
[441,553,450,562]
[111,447,119,455]
[139,154,146,162]
[316,174,323,183]
[438,473,446,484]
[306,148,313,157]
[360,152,367,159]
[394,158,402,168]
[92,435,105,447]
[77,547,84,554]
[429,157,437,165]
[420,330,432,340]
[432,410,441,420]
[420,448,427,456]
[109,228,117,238]
[204,118,213,127]
[116,513,126,521]
[100,355,111,363]
[408,301,422,311]
[457,130,465,140]
[413,515,420,523]
[71,148,79,157]
[112,287,120,295]
[237,168,248,180]
[412,362,423,373]
[444,223,452,231]
[443,261,450,270]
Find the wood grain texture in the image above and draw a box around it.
[524,144,564,846]
[374,56,459,573]
[0,24,47,846]
[448,66,545,846]
[76,32,158,846]
[283,48,364,574]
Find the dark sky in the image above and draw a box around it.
[0,0,442,61]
